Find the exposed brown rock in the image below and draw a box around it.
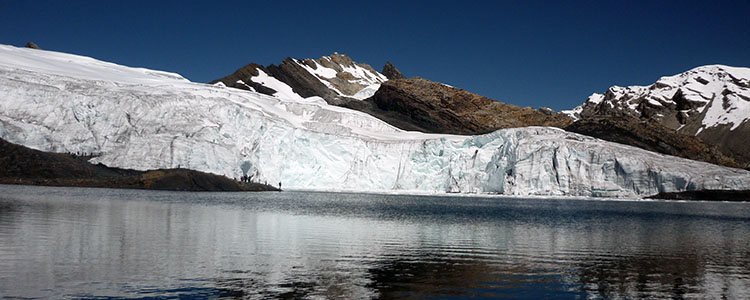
[25,42,40,49]
[382,62,405,80]
[0,138,277,191]
[208,63,277,95]
[267,58,341,100]
[645,190,750,201]
[690,122,750,169]
[564,116,741,169]
[368,77,572,134]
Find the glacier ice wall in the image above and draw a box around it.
[1,45,749,198]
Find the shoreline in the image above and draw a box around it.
[0,138,278,192]
[2,183,747,202]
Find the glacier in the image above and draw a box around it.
[1,44,749,198]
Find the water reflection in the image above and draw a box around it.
[0,185,749,299]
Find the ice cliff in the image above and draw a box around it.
[1,44,749,198]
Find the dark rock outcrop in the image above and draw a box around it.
[646,190,750,201]
[565,116,741,169]
[267,57,341,100]
[686,121,750,170]
[25,42,40,49]
[365,77,572,134]
[0,138,277,191]
[210,58,340,102]
[382,61,405,80]
[210,63,279,95]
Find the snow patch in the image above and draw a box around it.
[0,44,188,84]
[351,84,380,100]
[702,91,750,131]
[250,69,304,101]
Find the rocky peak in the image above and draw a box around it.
[382,61,405,80]
[210,52,388,105]
[298,53,387,97]
[25,42,40,50]
[319,52,355,70]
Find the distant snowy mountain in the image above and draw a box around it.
[210,53,389,105]
[563,65,750,167]
[1,44,749,198]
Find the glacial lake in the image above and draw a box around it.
[1,185,749,299]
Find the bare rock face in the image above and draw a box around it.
[25,42,40,49]
[382,61,405,80]
[565,116,741,169]
[563,65,750,168]
[267,58,340,100]
[370,77,573,134]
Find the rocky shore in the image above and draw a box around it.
[0,138,278,192]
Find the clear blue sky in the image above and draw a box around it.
[1,1,748,111]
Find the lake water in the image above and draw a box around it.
[1,185,749,299]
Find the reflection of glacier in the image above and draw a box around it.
[1,44,749,197]
[2,188,749,299]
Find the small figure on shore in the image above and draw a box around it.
[278,181,282,191]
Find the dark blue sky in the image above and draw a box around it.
[1,1,748,110]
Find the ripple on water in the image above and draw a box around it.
[0,185,749,299]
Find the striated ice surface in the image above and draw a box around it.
[1,44,749,198]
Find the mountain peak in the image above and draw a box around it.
[24,42,40,50]
[565,64,750,168]
[382,62,405,80]
[212,53,388,104]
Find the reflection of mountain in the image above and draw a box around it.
[576,252,702,298]
[2,188,749,298]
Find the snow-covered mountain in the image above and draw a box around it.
[210,53,389,105]
[563,65,750,167]
[1,44,749,198]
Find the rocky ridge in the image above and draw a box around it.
[381,61,405,80]
[564,116,740,169]
[364,77,573,134]
[212,55,572,135]
[211,51,747,170]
